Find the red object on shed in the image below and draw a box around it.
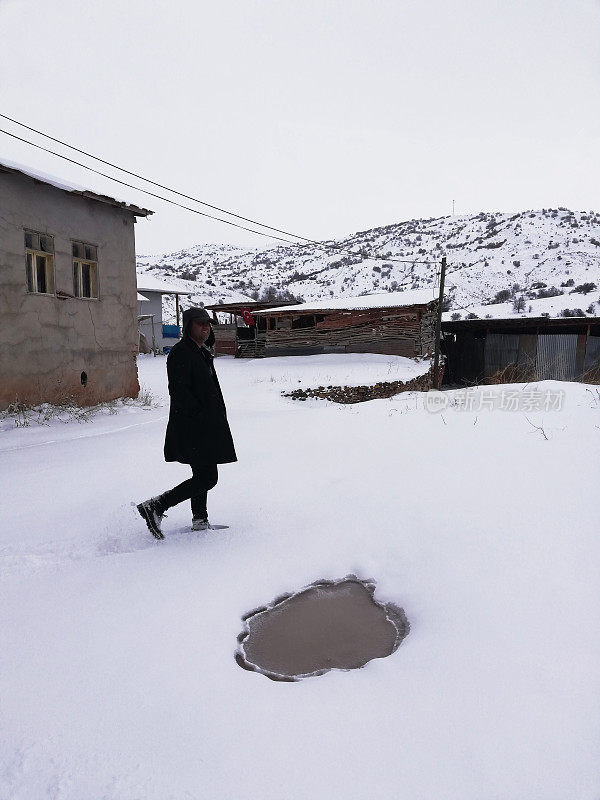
[241,309,255,325]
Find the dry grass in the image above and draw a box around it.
[581,365,600,385]
[484,360,537,385]
[0,386,160,428]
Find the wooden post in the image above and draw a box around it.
[175,294,180,334]
[433,256,446,389]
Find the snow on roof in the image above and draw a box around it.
[0,158,153,216]
[136,274,192,295]
[254,288,437,314]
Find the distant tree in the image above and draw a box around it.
[492,289,512,304]
[537,286,563,299]
[512,296,526,313]
[571,282,597,295]
[259,286,301,303]
[179,269,197,281]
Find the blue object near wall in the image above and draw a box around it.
[162,324,181,339]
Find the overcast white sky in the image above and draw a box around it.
[1,0,599,255]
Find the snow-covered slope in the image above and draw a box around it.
[137,209,600,321]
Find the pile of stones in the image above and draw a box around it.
[283,369,435,404]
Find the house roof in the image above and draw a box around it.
[253,289,437,315]
[204,300,297,312]
[0,158,153,217]
[136,274,191,295]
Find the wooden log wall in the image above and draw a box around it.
[262,303,438,358]
[213,324,237,356]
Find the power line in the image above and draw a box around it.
[0,112,318,245]
[0,115,439,268]
[0,126,303,246]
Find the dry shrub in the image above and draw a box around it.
[582,364,600,384]
[485,360,536,385]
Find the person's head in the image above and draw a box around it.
[183,307,212,345]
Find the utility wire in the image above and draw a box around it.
[0,115,439,267]
[0,127,303,246]
[0,112,318,245]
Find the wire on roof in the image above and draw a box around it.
[0,115,440,268]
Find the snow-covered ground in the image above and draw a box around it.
[1,354,599,799]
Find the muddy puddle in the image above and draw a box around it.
[236,577,409,681]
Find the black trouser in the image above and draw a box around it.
[160,463,218,519]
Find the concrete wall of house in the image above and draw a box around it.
[0,171,140,408]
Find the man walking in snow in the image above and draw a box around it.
[137,307,237,539]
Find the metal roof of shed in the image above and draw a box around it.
[253,289,437,315]
[442,315,600,331]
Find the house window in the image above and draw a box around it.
[25,231,55,294]
[72,241,98,298]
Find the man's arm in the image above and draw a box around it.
[167,348,205,416]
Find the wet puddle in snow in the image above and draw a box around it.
[236,577,409,681]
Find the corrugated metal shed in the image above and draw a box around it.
[536,334,578,380]
[442,317,600,384]
[484,333,519,377]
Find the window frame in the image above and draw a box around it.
[71,240,99,300]
[24,230,56,296]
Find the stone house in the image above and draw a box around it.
[0,160,152,408]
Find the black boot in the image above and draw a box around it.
[137,495,167,540]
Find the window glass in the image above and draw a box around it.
[73,242,82,258]
[73,263,80,296]
[25,231,34,249]
[36,255,47,293]
[39,235,53,253]
[84,244,97,261]
[82,262,91,297]
[46,258,54,294]
[89,264,98,298]
[26,252,34,292]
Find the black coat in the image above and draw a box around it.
[164,337,237,466]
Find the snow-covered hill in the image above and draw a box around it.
[137,209,600,321]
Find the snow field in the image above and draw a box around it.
[1,354,599,799]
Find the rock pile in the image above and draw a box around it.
[283,368,436,404]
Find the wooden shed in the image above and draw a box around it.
[204,301,297,357]
[208,290,438,358]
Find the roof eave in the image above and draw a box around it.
[253,300,437,315]
[0,162,153,216]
